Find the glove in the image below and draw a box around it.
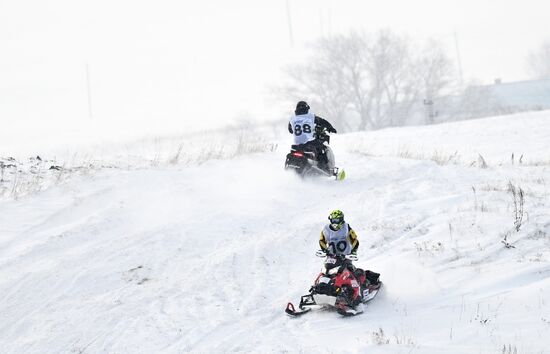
[328,127,337,134]
[316,249,328,257]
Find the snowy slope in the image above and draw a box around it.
[1,112,549,353]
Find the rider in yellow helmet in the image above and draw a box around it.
[319,210,359,255]
[319,210,380,286]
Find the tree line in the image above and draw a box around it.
[278,30,550,132]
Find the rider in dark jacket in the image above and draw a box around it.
[288,101,337,168]
[288,101,337,135]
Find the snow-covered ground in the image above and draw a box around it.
[1,112,549,353]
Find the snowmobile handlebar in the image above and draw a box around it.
[315,250,358,261]
[314,127,331,144]
[345,254,358,261]
[315,250,326,257]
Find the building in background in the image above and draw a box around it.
[426,78,550,124]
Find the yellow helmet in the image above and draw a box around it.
[328,210,345,230]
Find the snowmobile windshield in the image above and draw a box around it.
[327,267,340,275]
[324,256,343,274]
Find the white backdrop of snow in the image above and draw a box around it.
[1,111,549,353]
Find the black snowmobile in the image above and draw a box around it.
[284,127,345,180]
[286,251,381,317]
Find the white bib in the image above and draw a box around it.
[289,113,315,145]
[322,223,352,255]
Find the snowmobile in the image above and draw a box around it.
[284,127,345,181]
[285,251,381,317]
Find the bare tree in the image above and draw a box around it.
[278,30,456,131]
[526,39,550,79]
[367,30,421,128]
[279,40,353,131]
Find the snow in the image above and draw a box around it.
[1,112,550,353]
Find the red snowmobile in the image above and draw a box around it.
[286,251,381,317]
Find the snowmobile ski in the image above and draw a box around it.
[285,302,311,317]
[336,169,346,181]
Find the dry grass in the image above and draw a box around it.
[0,127,279,200]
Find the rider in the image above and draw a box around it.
[288,101,337,169]
[319,210,380,286]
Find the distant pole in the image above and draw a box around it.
[327,2,332,36]
[319,5,332,38]
[86,63,93,119]
[286,0,294,47]
[453,31,464,87]
[319,8,324,37]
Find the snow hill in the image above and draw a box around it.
[1,112,549,353]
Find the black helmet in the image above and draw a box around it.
[295,101,310,115]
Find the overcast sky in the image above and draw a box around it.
[1,0,549,145]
